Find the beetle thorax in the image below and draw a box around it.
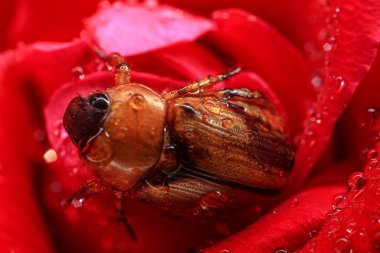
[83,84,167,190]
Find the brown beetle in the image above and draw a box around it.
[63,53,294,238]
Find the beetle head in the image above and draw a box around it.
[63,92,110,153]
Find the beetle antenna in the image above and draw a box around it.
[218,66,242,80]
[164,66,242,100]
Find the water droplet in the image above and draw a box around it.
[292,198,299,206]
[367,149,378,159]
[309,229,317,238]
[348,172,365,190]
[323,41,334,51]
[43,149,58,163]
[334,76,346,92]
[71,197,85,208]
[204,100,221,114]
[49,181,62,193]
[333,194,349,211]
[311,74,323,88]
[272,209,279,214]
[274,247,288,253]
[129,94,145,110]
[202,115,210,123]
[345,222,356,234]
[222,118,234,129]
[334,237,351,253]
[220,250,231,253]
[372,230,380,250]
[199,191,229,210]
[71,66,85,80]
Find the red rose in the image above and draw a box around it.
[1,1,380,252]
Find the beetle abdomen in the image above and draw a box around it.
[167,92,294,190]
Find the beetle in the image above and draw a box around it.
[63,52,294,239]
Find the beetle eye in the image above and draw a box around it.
[89,94,109,110]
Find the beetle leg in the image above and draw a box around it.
[113,190,138,241]
[106,52,131,85]
[66,179,108,207]
[164,67,241,100]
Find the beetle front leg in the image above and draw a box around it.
[113,190,138,241]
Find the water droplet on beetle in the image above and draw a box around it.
[199,191,229,210]
[202,115,210,123]
[204,100,221,114]
[292,198,299,206]
[222,118,234,129]
[334,237,351,253]
[43,149,58,163]
[348,172,365,190]
[129,94,145,110]
[220,250,231,253]
[71,66,85,80]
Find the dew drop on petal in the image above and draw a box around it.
[311,74,323,88]
[292,198,299,206]
[71,198,85,208]
[367,149,378,159]
[348,172,365,190]
[334,237,351,253]
[199,191,229,210]
[334,76,346,92]
[71,66,85,80]
[309,229,317,238]
[333,194,349,211]
[43,149,58,164]
[274,247,288,253]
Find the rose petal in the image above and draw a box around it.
[298,149,380,252]
[205,178,346,252]
[289,0,380,188]
[0,39,99,252]
[84,2,214,56]
[3,0,99,48]
[161,0,325,55]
